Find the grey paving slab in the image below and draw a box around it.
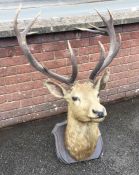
[0,0,139,38]
[0,97,139,175]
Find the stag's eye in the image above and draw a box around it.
[97,94,100,98]
[72,96,80,101]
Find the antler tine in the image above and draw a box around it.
[23,13,40,37]
[89,24,107,34]
[14,7,78,85]
[76,27,107,35]
[14,5,21,37]
[89,10,121,80]
[96,10,121,73]
[89,41,105,80]
[67,41,78,83]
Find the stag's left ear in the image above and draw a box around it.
[94,68,110,91]
[44,80,67,98]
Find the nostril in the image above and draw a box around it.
[97,112,104,118]
[92,109,97,114]
[92,110,104,118]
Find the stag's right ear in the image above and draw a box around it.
[44,80,67,98]
[94,68,110,91]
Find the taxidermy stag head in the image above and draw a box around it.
[14,8,121,161]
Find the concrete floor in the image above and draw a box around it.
[0,97,139,175]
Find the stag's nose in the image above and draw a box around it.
[92,110,105,118]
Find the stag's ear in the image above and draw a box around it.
[44,80,67,98]
[94,68,110,91]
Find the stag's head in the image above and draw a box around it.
[14,8,121,123]
[44,69,110,123]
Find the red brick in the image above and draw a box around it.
[108,78,128,88]
[32,96,45,105]
[20,98,33,108]
[110,57,123,66]
[109,71,129,81]
[78,71,90,80]
[107,92,126,102]
[32,88,48,97]
[43,58,67,69]
[16,55,28,64]
[45,93,58,102]
[55,66,72,76]
[5,75,17,85]
[65,32,76,40]
[0,77,5,86]
[33,52,54,61]
[126,90,138,97]
[79,31,90,39]
[88,45,99,55]
[119,55,139,65]
[0,86,6,95]
[110,64,129,74]
[130,46,139,55]
[5,84,19,94]
[0,47,15,58]
[77,55,89,64]
[42,41,66,52]
[129,61,139,70]
[5,66,17,76]
[16,64,35,74]
[14,46,23,56]
[54,50,69,59]
[0,67,6,77]
[121,40,131,49]
[94,35,109,45]
[89,36,96,45]
[0,95,6,104]
[32,80,43,89]
[123,24,139,32]
[130,39,139,47]
[17,73,32,83]
[130,31,139,39]
[121,32,131,41]
[17,81,33,92]
[128,76,139,84]
[0,57,20,67]
[31,72,45,81]
[105,87,118,96]
[116,48,130,57]
[30,44,42,54]
[78,47,89,56]
[79,62,95,72]
[129,69,139,77]
[0,101,20,112]
[89,53,100,62]
[54,32,66,41]
[70,38,89,48]
[5,90,32,102]
[118,84,136,93]
[0,37,17,48]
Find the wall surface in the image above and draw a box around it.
[0,23,139,128]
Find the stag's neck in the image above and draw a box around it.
[67,108,99,129]
[66,108,100,145]
[65,108,100,160]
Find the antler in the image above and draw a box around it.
[14,7,77,85]
[78,10,121,80]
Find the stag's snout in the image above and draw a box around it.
[92,109,105,118]
[91,104,107,120]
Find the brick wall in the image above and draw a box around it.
[0,23,139,128]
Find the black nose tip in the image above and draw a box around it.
[92,110,105,118]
